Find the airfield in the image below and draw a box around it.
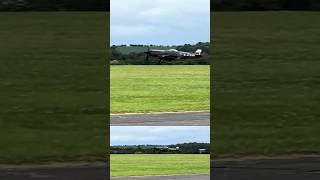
[1,10,320,180]
[110,65,210,125]
[111,65,210,114]
[110,154,209,177]
[110,111,210,125]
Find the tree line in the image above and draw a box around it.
[110,142,210,154]
[0,0,108,11]
[212,0,320,11]
[1,0,320,11]
[110,42,210,65]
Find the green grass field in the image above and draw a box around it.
[212,11,320,157]
[0,12,107,164]
[111,65,210,113]
[110,154,210,177]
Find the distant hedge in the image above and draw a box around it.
[111,143,210,154]
[1,0,320,11]
[212,0,320,11]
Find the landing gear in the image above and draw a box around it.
[158,59,163,65]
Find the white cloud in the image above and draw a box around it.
[112,25,156,37]
[111,0,210,45]
[111,126,210,146]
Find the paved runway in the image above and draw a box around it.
[111,174,210,180]
[0,164,107,180]
[111,111,210,126]
[212,156,320,180]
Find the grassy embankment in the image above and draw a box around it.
[212,11,320,157]
[0,12,107,164]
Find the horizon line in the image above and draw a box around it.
[111,142,210,146]
[110,42,210,47]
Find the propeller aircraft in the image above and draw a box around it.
[144,48,202,64]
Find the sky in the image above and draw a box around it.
[110,0,210,45]
[111,126,210,146]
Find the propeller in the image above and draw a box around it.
[145,47,150,64]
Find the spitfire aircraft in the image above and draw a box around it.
[144,48,202,64]
[153,146,180,153]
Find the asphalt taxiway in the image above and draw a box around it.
[111,111,210,126]
[212,156,320,180]
[0,164,107,180]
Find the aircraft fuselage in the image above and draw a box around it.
[145,49,201,60]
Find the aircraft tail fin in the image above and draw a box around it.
[195,49,202,56]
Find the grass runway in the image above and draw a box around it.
[111,65,210,113]
[110,154,210,177]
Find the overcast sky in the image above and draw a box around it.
[111,126,210,146]
[111,0,210,45]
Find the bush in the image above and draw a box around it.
[110,60,122,65]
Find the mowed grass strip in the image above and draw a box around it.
[110,154,210,177]
[212,12,320,156]
[111,65,210,113]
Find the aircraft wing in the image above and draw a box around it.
[159,55,170,58]
[159,55,179,60]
